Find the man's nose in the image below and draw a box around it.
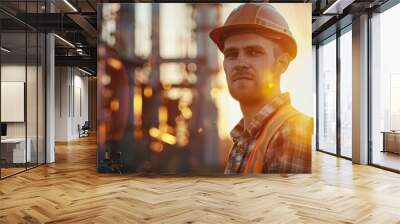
[233,55,251,71]
[235,52,251,67]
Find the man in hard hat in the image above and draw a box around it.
[210,3,314,174]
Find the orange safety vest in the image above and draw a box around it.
[241,104,300,174]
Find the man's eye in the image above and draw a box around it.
[225,52,237,59]
[249,50,263,56]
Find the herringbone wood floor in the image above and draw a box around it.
[1,136,400,224]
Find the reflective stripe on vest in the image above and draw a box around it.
[241,104,300,174]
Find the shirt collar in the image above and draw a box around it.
[230,93,291,142]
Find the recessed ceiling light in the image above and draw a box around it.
[78,67,93,76]
[63,0,78,12]
[54,34,75,48]
[1,47,11,53]
[322,0,355,15]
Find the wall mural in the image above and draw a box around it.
[97,3,313,175]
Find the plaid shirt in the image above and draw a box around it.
[224,93,313,174]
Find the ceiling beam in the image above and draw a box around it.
[67,13,97,39]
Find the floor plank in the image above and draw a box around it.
[1,136,400,223]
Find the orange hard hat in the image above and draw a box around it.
[210,3,297,60]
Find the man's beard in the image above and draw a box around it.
[229,86,264,106]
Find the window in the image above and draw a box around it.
[0,1,46,179]
[371,3,400,171]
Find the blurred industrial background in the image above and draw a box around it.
[98,3,224,174]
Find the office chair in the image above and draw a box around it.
[79,121,90,138]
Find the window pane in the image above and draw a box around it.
[27,31,38,169]
[340,29,352,158]
[1,31,27,177]
[318,38,337,154]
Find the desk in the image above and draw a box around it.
[1,138,31,163]
[381,131,400,154]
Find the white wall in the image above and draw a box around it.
[55,67,89,141]
[1,65,40,138]
[74,73,89,136]
[55,67,69,141]
[1,65,26,139]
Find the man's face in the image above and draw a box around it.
[223,33,282,105]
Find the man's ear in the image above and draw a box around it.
[274,53,290,75]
